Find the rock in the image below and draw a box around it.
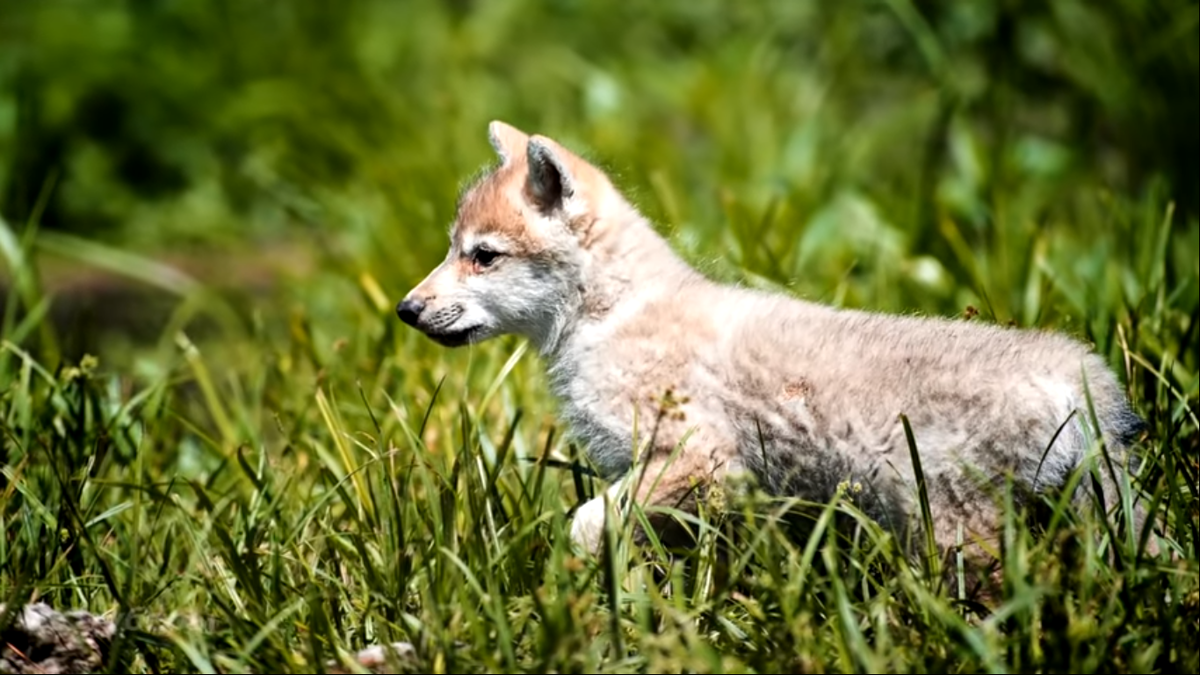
[326,642,419,674]
[1,602,418,674]
[0,603,116,675]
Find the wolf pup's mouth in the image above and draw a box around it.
[426,326,482,348]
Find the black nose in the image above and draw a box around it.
[396,297,425,326]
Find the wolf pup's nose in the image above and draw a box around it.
[396,297,426,326]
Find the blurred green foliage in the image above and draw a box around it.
[2,0,1196,268]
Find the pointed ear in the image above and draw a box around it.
[488,120,529,165]
[525,136,575,211]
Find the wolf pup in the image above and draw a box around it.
[397,120,1156,580]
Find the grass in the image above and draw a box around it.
[2,1,1199,672]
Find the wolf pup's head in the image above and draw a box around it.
[397,121,624,352]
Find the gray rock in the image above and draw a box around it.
[0,603,116,675]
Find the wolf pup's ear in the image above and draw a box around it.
[488,120,529,166]
[526,137,575,212]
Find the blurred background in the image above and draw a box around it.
[1,0,1197,374]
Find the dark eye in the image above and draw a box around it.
[471,246,501,269]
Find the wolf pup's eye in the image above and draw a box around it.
[471,246,501,270]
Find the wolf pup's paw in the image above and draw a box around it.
[569,494,611,556]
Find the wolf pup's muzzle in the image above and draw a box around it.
[396,297,425,326]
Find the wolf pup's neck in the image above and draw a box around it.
[540,195,702,360]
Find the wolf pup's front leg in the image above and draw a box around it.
[569,482,625,556]
[569,449,727,556]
